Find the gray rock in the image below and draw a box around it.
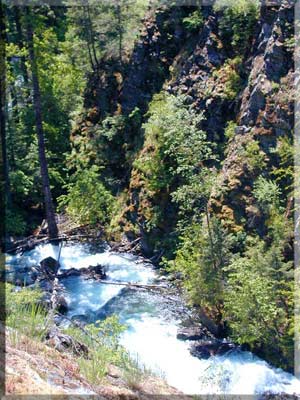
[46,327,88,357]
[177,326,206,341]
[54,295,68,314]
[40,257,60,277]
[189,339,236,359]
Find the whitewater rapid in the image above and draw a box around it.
[6,242,300,395]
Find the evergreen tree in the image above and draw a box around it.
[25,7,58,238]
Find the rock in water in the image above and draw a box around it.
[58,264,106,280]
[87,264,107,279]
[177,326,206,341]
[58,268,81,278]
[40,257,60,277]
[189,339,235,359]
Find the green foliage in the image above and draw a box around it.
[135,93,214,196]
[271,81,280,92]
[253,175,292,245]
[6,284,51,342]
[244,140,266,171]
[68,114,129,192]
[271,136,294,198]
[131,92,215,254]
[224,121,237,141]
[253,176,281,214]
[67,0,148,64]
[5,6,87,233]
[223,176,293,368]
[9,170,34,197]
[224,242,281,344]
[182,10,204,32]
[168,217,233,322]
[215,0,260,54]
[5,208,27,236]
[224,238,293,367]
[135,93,212,191]
[215,57,243,100]
[64,316,132,383]
[58,166,114,225]
[65,316,155,386]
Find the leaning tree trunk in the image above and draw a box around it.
[0,2,11,209]
[25,8,58,239]
[116,3,123,64]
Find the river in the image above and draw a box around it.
[5,241,300,395]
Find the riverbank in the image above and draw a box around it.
[5,325,183,397]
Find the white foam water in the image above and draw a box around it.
[6,242,300,395]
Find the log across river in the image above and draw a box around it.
[5,241,300,395]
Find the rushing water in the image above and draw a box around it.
[6,242,300,395]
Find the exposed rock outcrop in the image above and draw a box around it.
[210,0,294,232]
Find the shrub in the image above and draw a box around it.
[215,0,260,54]
[121,354,156,390]
[224,120,237,141]
[5,284,51,343]
[271,136,294,198]
[219,57,243,100]
[58,166,114,225]
[244,140,266,171]
[64,316,128,384]
[253,176,281,213]
[223,238,294,368]
[168,217,233,324]
[182,10,204,32]
[5,208,27,236]
[131,93,215,249]
[135,93,214,198]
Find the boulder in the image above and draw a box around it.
[54,295,68,314]
[58,264,106,280]
[40,257,60,277]
[58,268,81,278]
[46,327,88,357]
[189,339,235,359]
[177,326,206,341]
[87,264,107,279]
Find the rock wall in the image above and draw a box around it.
[72,1,295,249]
[209,0,294,233]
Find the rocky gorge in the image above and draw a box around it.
[2,0,299,396]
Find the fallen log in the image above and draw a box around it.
[6,234,98,254]
[110,237,141,253]
[85,278,168,291]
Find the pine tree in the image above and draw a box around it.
[25,7,58,239]
[0,2,11,208]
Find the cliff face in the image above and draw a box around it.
[71,1,294,251]
[209,0,294,233]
